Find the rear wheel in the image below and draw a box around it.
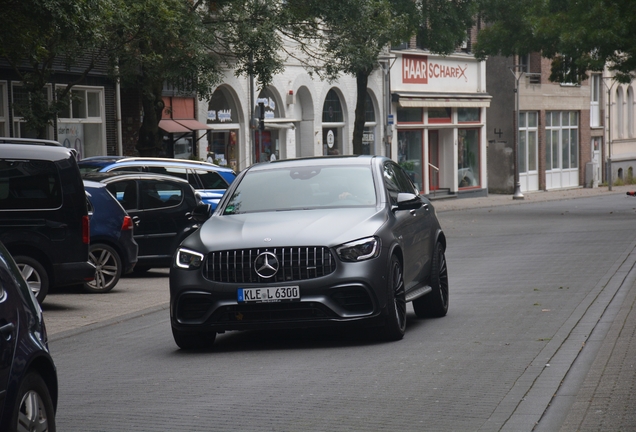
[84,243,122,293]
[413,242,449,318]
[12,372,56,432]
[383,255,406,341]
[172,327,217,350]
[15,256,49,303]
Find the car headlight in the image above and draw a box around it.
[176,248,205,269]
[336,237,381,262]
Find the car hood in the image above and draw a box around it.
[189,207,387,251]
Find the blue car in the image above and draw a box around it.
[0,240,57,431]
[84,180,139,293]
[78,157,236,209]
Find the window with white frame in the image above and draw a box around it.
[57,86,105,159]
[590,74,601,127]
[546,111,578,171]
[11,84,51,138]
[518,112,538,174]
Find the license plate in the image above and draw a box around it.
[238,286,300,303]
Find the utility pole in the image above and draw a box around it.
[509,65,525,200]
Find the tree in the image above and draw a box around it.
[0,0,117,138]
[475,0,636,84]
[292,0,477,154]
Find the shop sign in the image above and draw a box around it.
[362,132,374,143]
[207,110,216,121]
[217,109,232,122]
[402,54,469,84]
[58,123,84,159]
[327,130,335,148]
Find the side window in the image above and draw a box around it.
[392,163,418,194]
[140,181,183,210]
[107,180,138,210]
[0,160,62,210]
[194,169,228,189]
[383,163,401,205]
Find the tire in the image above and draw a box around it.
[172,327,217,350]
[83,244,122,293]
[382,255,407,341]
[11,372,56,432]
[413,242,449,318]
[15,256,49,303]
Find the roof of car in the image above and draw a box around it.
[82,171,192,184]
[0,137,62,146]
[79,156,235,173]
[250,155,377,171]
[0,143,77,161]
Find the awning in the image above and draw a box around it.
[393,92,492,108]
[159,119,213,133]
[158,120,190,133]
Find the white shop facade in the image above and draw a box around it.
[389,51,490,197]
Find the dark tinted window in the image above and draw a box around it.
[107,180,138,210]
[0,160,62,209]
[195,169,228,189]
[140,181,183,210]
[111,166,143,173]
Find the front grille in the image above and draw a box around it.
[204,247,336,283]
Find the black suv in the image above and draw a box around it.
[0,142,95,302]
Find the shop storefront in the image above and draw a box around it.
[206,86,241,171]
[159,96,211,159]
[390,52,490,197]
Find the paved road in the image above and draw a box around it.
[43,186,636,431]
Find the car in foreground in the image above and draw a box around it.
[169,155,448,349]
[78,157,236,208]
[83,172,211,272]
[0,241,57,431]
[0,142,95,303]
[84,180,138,293]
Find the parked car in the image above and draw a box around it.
[78,157,236,208]
[83,172,211,272]
[0,142,95,303]
[0,240,57,431]
[84,180,139,293]
[169,155,448,349]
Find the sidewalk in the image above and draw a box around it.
[432,184,636,431]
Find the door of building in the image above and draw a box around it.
[428,130,440,191]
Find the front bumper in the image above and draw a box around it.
[170,256,390,333]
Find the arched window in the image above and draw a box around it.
[627,86,634,137]
[363,91,377,155]
[322,89,345,155]
[616,87,624,138]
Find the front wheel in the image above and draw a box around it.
[83,244,122,293]
[382,255,406,341]
[413,242,449,318]
[11,372,56,432]
[15,256,49,303]
[172,327,217,350]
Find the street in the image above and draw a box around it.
[44,192,636,431]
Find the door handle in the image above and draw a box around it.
[0,323,15,341]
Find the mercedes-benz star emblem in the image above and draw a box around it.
[254,252,279,279]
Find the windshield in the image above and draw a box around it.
[223,165,376,214]
[78,163,105,174]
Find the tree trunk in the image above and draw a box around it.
[352,69,371,155]
[136,79,165,156]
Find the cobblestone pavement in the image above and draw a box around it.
[43,184,636,431]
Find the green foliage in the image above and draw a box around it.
[475,0,636,83]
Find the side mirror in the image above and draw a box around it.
[393,193,422,211]
[192,203,212,223]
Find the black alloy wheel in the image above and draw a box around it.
[12,372,56,432]
[413,242,449,318]
[15,256,49,303]
[383,255,407,341]
[84,244,122,293]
